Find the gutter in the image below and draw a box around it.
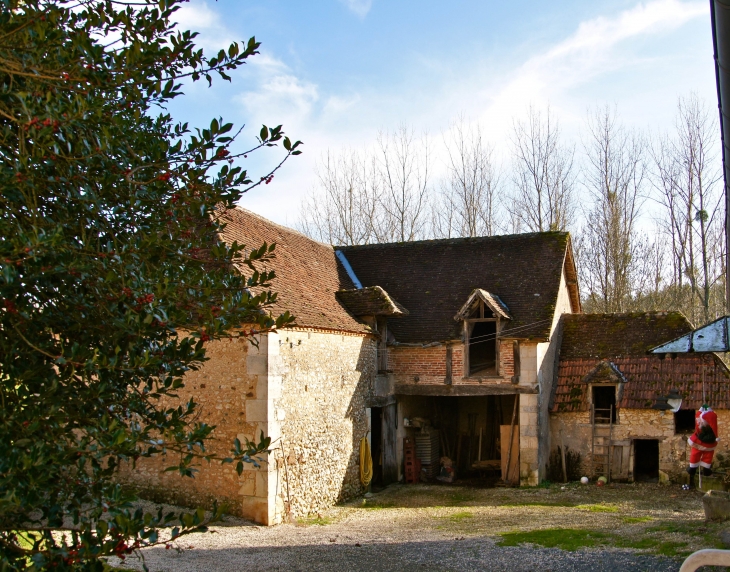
[710,0,730,309]
[334,250,362,289]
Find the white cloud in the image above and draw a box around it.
[173,2,234,52]
[338,0,372,18]
[479,0,707,134]
[236,55,319,125]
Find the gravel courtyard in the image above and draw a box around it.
[113,482,728,572]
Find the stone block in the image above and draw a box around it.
[238,477,255,497]
[246,355,268,376]
[245,399,268,422]
[520,425,537,437]
[255,470,268,498]
[703,490,730,521]
[268,375,283,399]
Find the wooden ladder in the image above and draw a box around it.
[591,405,613,482]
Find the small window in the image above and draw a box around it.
[466,302,498,376]
[674,409,696,434]
[592,385,617,423]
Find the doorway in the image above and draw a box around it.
[633,439,659,482]
[370,407,383,487]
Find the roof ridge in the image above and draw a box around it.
[227,206,335,251]
[337,231,569,250]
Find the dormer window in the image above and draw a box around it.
[466,302,499,376]
[454,289,512,378]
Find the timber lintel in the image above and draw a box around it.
[393,383,537,396]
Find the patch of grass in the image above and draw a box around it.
[622,516,653,523]
[498,528,608,551]
[446,511,474,522]
[614,537,689,558]
[575,503,618,513]
[299,515,334,526]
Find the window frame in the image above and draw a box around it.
[463,300,501,377]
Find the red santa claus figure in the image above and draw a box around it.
[687,404,719,489]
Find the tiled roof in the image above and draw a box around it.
[336,286,409,317]
[339,232,579,343]
[560,312,693,359]
[553,355,730,411]
[217,208,369,334]
[553,312,730,411]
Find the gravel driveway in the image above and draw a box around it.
[112,482,721,572]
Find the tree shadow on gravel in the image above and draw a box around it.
[118,537,682,572]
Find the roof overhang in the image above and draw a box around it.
[650,315,730,354]
[336,285,409,317]
[454,289,512,321]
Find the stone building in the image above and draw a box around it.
[123,207,582,523]
[551,312,730,482]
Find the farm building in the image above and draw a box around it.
[551,312,730,483]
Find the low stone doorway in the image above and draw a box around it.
[634,439,659,482]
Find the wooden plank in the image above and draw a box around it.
[382,402,398,484]
[500,424,519,484]
[394,383,536,397]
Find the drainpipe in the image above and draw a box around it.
[710,0,730,311]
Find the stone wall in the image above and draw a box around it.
[551,409,730,481]
[118,327,376,526]
[117,335,271,521]
[273,329,376,520]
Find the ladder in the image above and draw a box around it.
[591,404,613,482]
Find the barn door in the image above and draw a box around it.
[382,402,398,484]
[611,440,631,480]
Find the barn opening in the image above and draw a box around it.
[592,385,617,423]
[633,439,659,482]
[397,394,519,484]
[674,409,696,434]
[469,321,497,375]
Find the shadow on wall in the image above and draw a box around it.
[338,340,377,504]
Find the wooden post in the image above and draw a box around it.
[478,427,483,462]
[560,421,567,484]
[505,395,519,484]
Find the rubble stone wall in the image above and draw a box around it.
[274,329,376,520]
[551,409,730,481]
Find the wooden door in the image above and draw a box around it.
[382,402,398,485]
[500,424,519,485]
[611,440,631,480]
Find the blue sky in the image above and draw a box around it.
[168,0,717,226]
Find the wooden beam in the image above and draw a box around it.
[394,383,536,396]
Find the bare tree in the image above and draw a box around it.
[433,119,502,238]
[651,94,724,324]
[298,149,380,245]
[509,105,576,233]
[577,106,647,312]
[376,125,431,242]
[298,125,431,245]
